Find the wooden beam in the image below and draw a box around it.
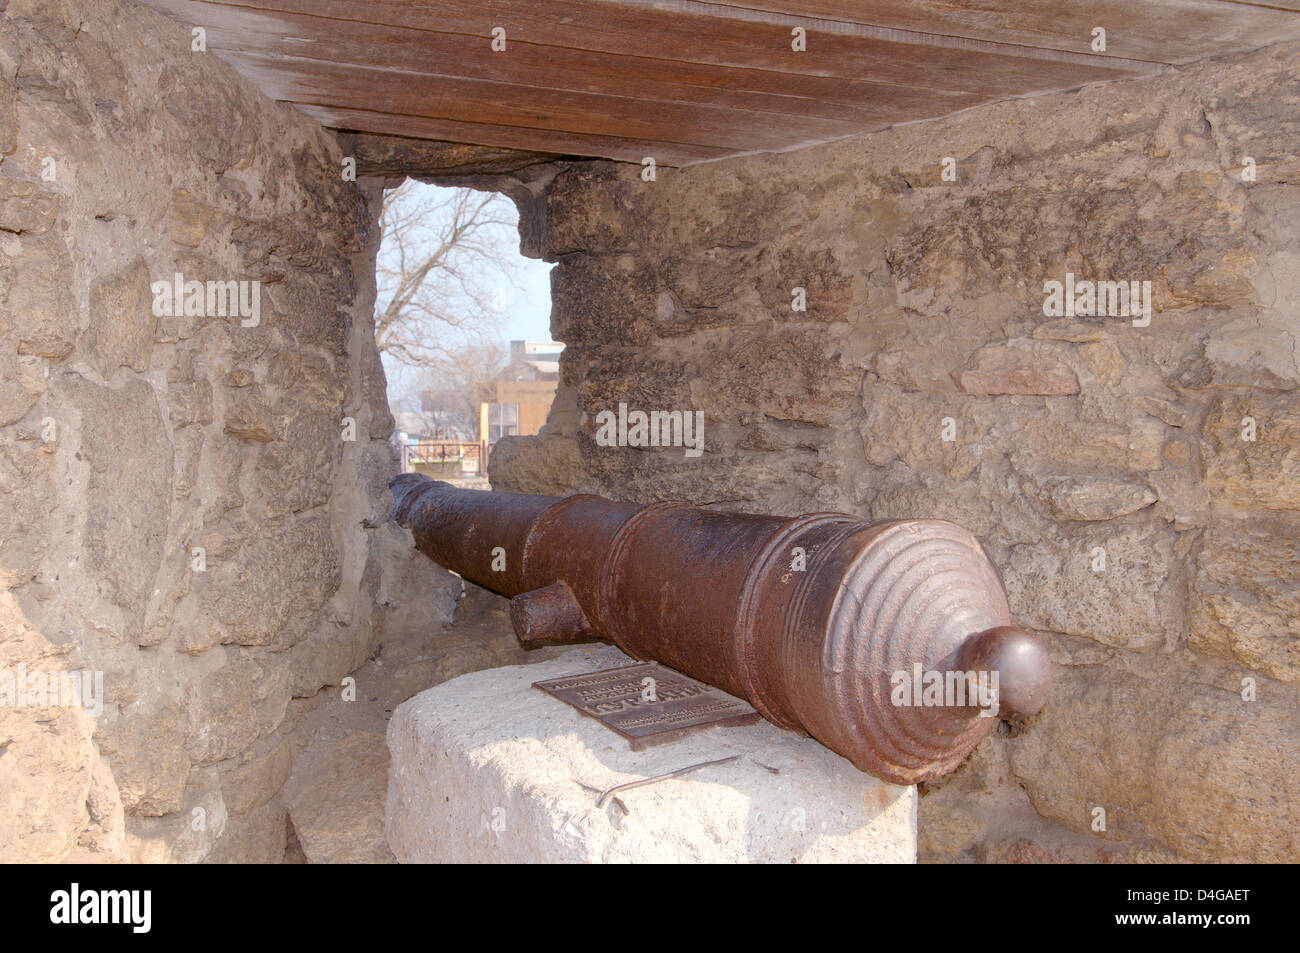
[338,134,566,178]
[291,104,739,166]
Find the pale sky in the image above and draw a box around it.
[502,251,554,344]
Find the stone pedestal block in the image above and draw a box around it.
[386,645,916,863]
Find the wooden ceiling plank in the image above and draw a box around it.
[146,0,1143,102]
[1211,0,1300,11]
[148,0,983,123]
[218,49,880,153]
[136,0,1300,165]
[147,0,1146,81]
[666,0,1300,63]
[164,0,1291,69]
[291,103,738,166]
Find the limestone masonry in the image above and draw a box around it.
[1,0,1296,863]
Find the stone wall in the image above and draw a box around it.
[0,0,448,861]
[493,41,1300,862]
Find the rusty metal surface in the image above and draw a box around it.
[508,580,595,645]
[390,473,1051,785]
[532,663,761,750]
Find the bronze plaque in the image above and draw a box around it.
[532,663,761,749]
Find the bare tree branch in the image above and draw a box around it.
[394,341,509,439]
[374,181,521,374]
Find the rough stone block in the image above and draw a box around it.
[549,255,655,347]
[8,232,78,360]
[1036,476,1157,521]
[96,696,191,817]
[1008,654,1300,863]
[1002,525,1176,649]
[386,646,916,863]
[86,257,155,377]
[1190,515,1300,683]
[1202,393,1300,512]
[955,344,1080,396]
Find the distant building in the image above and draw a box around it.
[505,339,562,381]
[479,340,563,445]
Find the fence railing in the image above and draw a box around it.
[397,439,488,475]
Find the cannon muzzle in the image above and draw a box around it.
[390,473,1050,785]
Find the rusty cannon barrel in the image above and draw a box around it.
[390,473,1050,785]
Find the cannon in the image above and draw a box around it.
[390,473,1050,785]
